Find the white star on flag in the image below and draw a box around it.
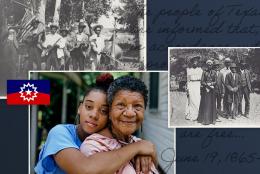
[26,89,32,95]
[19,83,38,102]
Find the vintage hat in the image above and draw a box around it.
[230,63,237,68]
[240,62,247,66]
[50,22,59,29]
[190,56,200,62]
[78,22,86,28]
[60,26,69,32]
[92,24,103,31]
[213,60,221,66]
[206,59,213,65]
[224,58,231,62]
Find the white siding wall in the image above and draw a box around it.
[142,72,174,174]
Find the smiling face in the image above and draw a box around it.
[78,90,109,135]
[109,90,145,140]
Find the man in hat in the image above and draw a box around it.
[90,24,112,69]
[221,57,232,79]
[70,21,89,70]
[221,57,232,115]
[213,60,224,121]
[56,27,70,70]
[76,22,89,45]
[238,62,252,117]
[225,63,241,119]
[42,22,62,70]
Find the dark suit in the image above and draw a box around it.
[225,72,241,118]
[214,70,225,116]
[238,69,251,116]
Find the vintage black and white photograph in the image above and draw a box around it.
[0,0,145,95]
[169,48,260,127]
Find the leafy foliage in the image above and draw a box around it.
[170,48,253,77]
[116,0,144,33]
[59,0,112,26]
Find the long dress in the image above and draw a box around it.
[80,133,159,174]
[197,70,217,125]
[185,67,203,121]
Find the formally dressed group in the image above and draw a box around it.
[185,57,252,125]
[2,18,118,73]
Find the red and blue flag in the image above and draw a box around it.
[7,80,50,105]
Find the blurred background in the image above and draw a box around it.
[30,71,174,174]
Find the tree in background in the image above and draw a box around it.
[59,0,111,31]
[53,0,61,23]
[116,0,144,34]
[114,0,144,61]
[34,0,47,30]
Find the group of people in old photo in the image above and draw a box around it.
[185,56,252,125]
[3,18,118,72]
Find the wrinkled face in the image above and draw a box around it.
[109,90,145,136]
[78,91,109,134]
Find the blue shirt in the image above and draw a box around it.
[34,124,82,174]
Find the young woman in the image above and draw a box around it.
[35,73,156,174]
[80,76,159,174]
[185,56,203,121]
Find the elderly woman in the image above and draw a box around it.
[80,76,159,174]
[197,60,217,125]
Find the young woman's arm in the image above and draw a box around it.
[54,140,156,174]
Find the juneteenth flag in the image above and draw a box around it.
[7,80,50,105]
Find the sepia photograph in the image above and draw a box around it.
[169,47,260,127]
[29,71,174,174]
[0,0,145,96]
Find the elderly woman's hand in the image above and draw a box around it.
[134,140,157,165]
[135,155,153,174]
